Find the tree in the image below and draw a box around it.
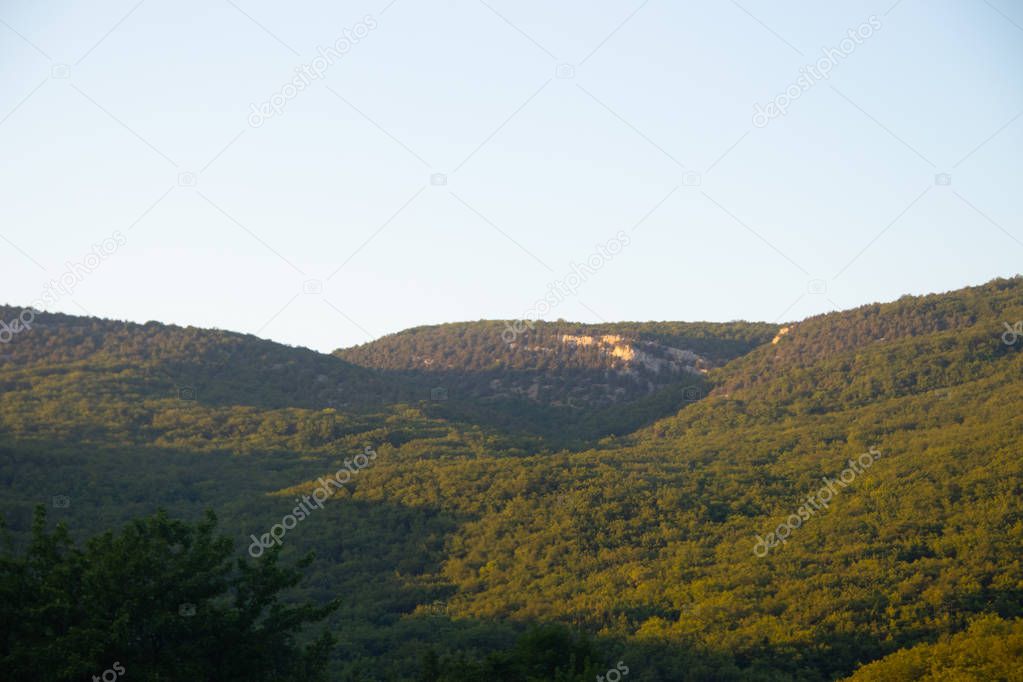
[0,507,339,681]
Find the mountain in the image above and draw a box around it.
[1,276,1022,681]
[336,320,777,441]
[0,308,398,409]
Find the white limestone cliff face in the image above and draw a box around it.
[560,334,706,375]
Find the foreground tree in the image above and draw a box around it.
[0,508,339,681]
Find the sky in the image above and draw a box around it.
[1,0,1021,353]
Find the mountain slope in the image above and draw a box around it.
[1,277,1022,680]
[0,307,399,410]
[336,319,777,441]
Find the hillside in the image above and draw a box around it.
[1,277,1022,680]
[336,320,778,441]
[337,320,776,371]
[0,307,400,410]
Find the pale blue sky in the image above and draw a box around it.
[1,0,1021,352]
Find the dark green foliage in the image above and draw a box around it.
[0,507,338,681]
[417,624,603,681]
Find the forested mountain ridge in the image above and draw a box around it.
[0,307,396,410]
[704,276,1023,412]
[1,277,1022,680]
[0,308,770,448]
[619,276,1023,445]
[335,319,778,439]
[337,319,777,370]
